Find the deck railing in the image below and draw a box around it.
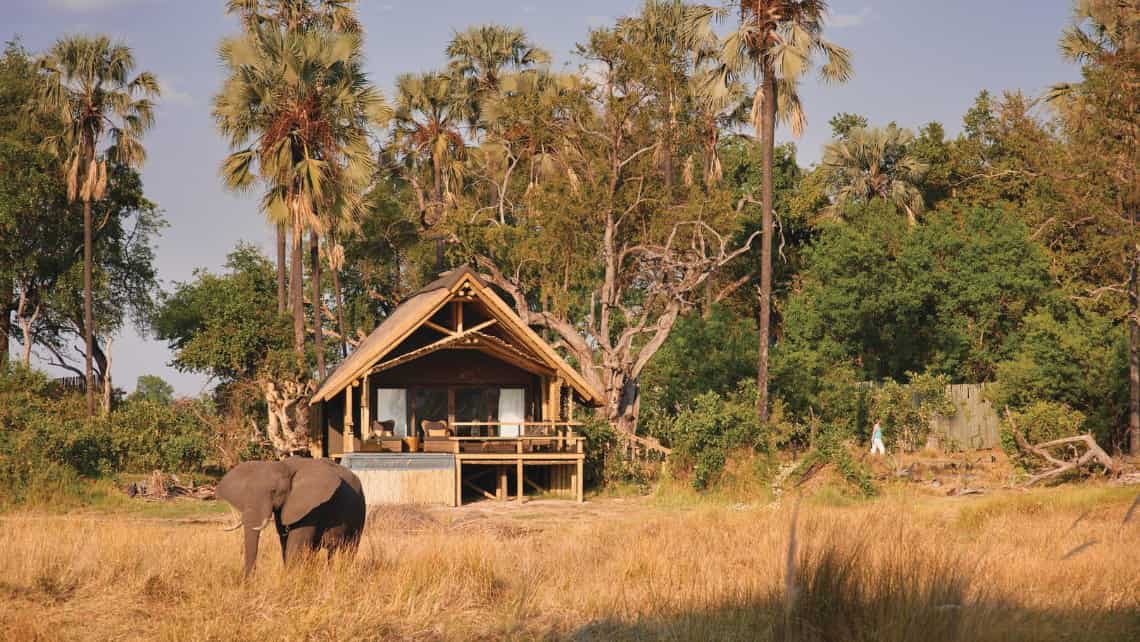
[433,421,584,454]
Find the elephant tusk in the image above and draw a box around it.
[221,507,243,532]
[250,515,273,532]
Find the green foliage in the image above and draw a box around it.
[109,398,213,473]
[664,382,766,490]
[129,374,174,405]
[153,244,291,382]
[990,309,1126,446]
[999,401,1086,470]
[775,205,1054,386]
[641,305,757,436]
[868,371,955,452]
[577,414,654,492]
[0,365,213,508]
[794,427,878,498]
[828,112,869,138]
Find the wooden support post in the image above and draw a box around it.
[498,466,507,501]
[517,458,524,503]
[455,458,462,507]
[360,376,371,442]
[576,458,584,503]
[343,384,355,453]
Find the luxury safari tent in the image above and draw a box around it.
[309,267,603,506]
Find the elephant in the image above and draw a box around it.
[216,457,366,576]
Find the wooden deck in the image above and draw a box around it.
[337,423,585,506]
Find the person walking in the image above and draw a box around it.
[870,420,886,455]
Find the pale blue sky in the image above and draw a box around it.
[4,0,1079,396]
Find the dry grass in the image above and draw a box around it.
[0,486,1138,641]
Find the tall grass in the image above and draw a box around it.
[0,488,1137,640]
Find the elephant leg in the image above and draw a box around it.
[242,527,261,577]
[284,525,318,566]
[276,517,288,564]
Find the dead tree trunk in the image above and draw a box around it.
[1006,409,1118,486]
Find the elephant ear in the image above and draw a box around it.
[280,459,343,526]
[217,461,285,529]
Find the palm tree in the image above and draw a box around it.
[700,0,852,423]
[225,0,362,316]
[821,125,928,224]
[213,25,387,360]
[391,72,471,224]
[617,0,723,190]
[225,0,361,33]
[446,25,549,94]
[32,35,159,416]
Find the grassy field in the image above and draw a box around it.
[0,485,1137,641]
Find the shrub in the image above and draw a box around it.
[578,415,656,492]
[0,365,215,507]
[110,399,213,473]
[666,382,766,490]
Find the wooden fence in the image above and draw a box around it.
[928,383,1001,450]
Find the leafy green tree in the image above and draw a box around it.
[129,374,174,405]
[1046,0,1139,452]
[0,41,73,367]
[641,305,757,435]
[154,244,288,383]
[700,0,853,422]
[827,112,867,138]
[773,205,1055,399]
[991,309,1127,448]
[153,245,305,454]
[30,35,159,415]
[449,7,756,442]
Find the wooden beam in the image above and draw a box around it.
[463,478,495,501]
[523,475,547,494]
[370,319,500,374]
[423,320,454,336]
[517,457,524,502]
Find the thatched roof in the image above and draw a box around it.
[310,266,603,406]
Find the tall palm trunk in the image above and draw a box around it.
[83,196,95,416]
[755,62,776,425]
[290,217,305,357]
[310,230,325,380]
[432,151,443,203]
[329,255,349,358]
[276,225,287,315]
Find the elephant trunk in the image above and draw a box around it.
[242,527,260,577]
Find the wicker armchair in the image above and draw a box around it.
[421,419,457,453]
[363,419,403,452]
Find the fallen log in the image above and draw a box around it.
[124,471,215,501]
[1004,409,1118,487]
